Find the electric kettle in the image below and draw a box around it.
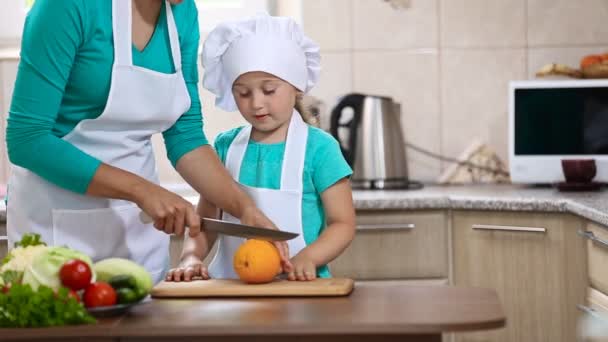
[330,93,420,190]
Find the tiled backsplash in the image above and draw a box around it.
[302,0,608,182]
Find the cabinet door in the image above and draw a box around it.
[582,222,608,296]
[329,210,448,280]
[453,211,587,342]
[580,287,608,342]
[0,222,7,259]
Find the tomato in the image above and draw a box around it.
[83,282,117,308]
[67,289,80,303]
[59,259,92,291]
[1,284,11,294]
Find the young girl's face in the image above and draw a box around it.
[232,71,298,137]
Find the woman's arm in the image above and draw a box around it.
[6,0,102,194]
[288,178,356,281]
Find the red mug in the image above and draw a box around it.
[561,159,597,183]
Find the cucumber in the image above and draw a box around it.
[108,274,137,290]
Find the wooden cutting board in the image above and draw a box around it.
[151,278,354,298]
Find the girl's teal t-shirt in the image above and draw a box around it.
[6,0,208,194]
[214,125,353,278]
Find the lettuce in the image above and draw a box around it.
[22,247,94,291]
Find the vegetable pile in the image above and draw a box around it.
[0,234,153,328]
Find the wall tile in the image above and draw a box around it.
[441,49,527,166]
[353,49,441,181]
[440,0,526,48]
[353,0,438,50]
[302,0,352,51]
[310,52,353,131]
[528,0,608,46]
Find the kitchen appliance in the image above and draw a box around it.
[330,93,421,190]
[509,79,608,184]
[151,278,354,298]
[139,212,298,241]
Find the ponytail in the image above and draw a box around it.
[295,95,320,127]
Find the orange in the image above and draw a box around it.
[233,240,281,284]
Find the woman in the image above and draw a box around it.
[5,0,290,284]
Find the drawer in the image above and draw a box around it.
[582,223,608,295]
[580,287,608,342]
[329,210,448,280]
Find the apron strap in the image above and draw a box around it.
[164,1,182,72]
[281,111,308,192]
[112,0,182,71]
[112,0,132,67]
[225,126,252,181]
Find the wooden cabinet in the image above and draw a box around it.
[582,222,608,295]
[453,211,587,342]
[581,287,608,342]
[0,221,7,259]
[329,210,448,280]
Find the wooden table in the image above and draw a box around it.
[2,283,505,342]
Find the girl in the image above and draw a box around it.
[167,14,356,281]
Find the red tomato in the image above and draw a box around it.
[59,259,92,291]
[1,284,11,294]
[83,282,117,308]
[68,289,80,303]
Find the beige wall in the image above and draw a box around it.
[299,0,608,182]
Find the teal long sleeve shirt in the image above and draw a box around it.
[6,0,208,194]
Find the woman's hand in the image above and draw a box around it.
[240,206,293,273]
[165,254,209,282]
[86,163,201,237]
[133,182,201,238]
[287,250,317,281]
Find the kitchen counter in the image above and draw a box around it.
[1,184,607,225]
[1,282,505,342]
[352,184,608,225]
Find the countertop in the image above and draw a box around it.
[1,184,607,226]
[1,282,505,341]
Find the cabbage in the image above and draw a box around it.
[0,245,49,280]
[22,247,94,291]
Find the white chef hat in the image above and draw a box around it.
[201,13,321,112]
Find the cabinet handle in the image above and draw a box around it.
[356,223,415,231]
[578,230,608,249]
[472,224,546,233]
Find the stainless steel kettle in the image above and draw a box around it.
[330,93,418,190]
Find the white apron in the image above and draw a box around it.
[208,112,309,279]
[6,0,190,284]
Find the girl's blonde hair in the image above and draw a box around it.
[295,94,319,127]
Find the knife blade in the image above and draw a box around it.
[139,211,298,241]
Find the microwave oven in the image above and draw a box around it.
[509,79,608,184]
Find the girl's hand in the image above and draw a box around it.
[165,255,209,282]
[134,183,201,238]
[240,206,293,273]
[287,251,317,281]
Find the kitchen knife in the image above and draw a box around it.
[138,211,298,241]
